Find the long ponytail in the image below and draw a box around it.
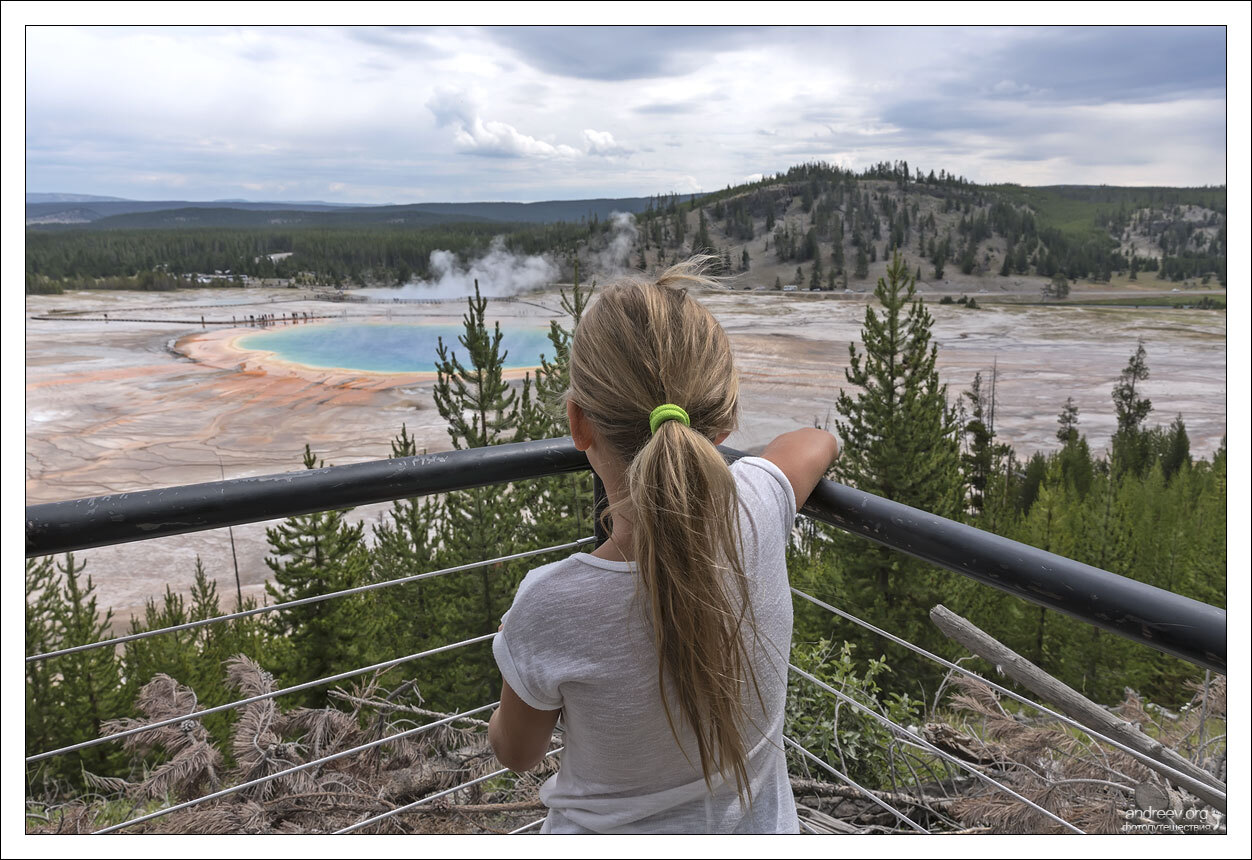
[568,257,760,799]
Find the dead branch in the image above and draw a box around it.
[929,604,1226,812]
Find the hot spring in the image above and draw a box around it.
[236,322,552,373]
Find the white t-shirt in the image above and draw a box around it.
[493,456,799,834]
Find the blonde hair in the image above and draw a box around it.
[568,256,761,799]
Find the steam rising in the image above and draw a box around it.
[358,237,558,300]
[356,212,641,301]
[591,211,639,274]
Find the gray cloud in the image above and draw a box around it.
[481,26,764,81]
[879,100,1017,133]
[21,25,1231,202]
[633,100,703,115]
[974,27,1226,105]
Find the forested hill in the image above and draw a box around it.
[634,163,1226,291]
[24,162,1226,291]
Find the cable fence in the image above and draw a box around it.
[27,633,498,764]
[94,702,501,834]
[334,747,565,835]
[27,537,593,664]
[788,585,1226,812]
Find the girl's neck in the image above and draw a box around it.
[592,517,635,562]
[589,462,636,562]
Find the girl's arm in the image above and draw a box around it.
[759,427,841,512]
[488,679,561,772]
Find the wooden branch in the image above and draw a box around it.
[795,804,863,834]
[790,776,959,815]
[929,604,1226,812]
[262,790,398,810]
[328,690,491,729]
[397,799,547,815]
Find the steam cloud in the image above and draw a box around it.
[358,237,559,300]
[590,211,639,275]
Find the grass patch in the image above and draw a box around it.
[26,793,172,834]
[989,185,1110,240]
[1058,295,1225,310]
[990,184,1227,241]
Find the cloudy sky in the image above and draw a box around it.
[23,25,1231,203]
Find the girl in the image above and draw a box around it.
[488,258,840,834]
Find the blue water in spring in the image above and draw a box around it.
[237,322,552,373]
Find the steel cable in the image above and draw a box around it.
[788,663,1085,834]
[334,747,564,834]
[790,585,1226,808]
[94,701,500,834]
[28,538,592,663]
[507,817,547,834]
[27,632,497,764]
[783,736,928,834]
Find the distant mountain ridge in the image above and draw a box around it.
[25,195,665,229]
[25,192,134,203]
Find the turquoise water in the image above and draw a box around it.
[237,322,552,373]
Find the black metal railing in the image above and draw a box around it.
[26,437,1226,673]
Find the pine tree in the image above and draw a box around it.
[694,209,712,255]
[1159,413,1191,481]
[1111,339,1152,477]
[1056,397,1080,444]
[123,557,264,751]
[370,423,448,698]
[264,445,376,704]
[829,253,963,690]
[429,282,531,707]
[434,282,523,451]
[960,372,1009,518]
[25,556,63,794]
[1055,399,1095,498]
[854,245,869,279]
[35,554,128,787]
[518,266,595,546]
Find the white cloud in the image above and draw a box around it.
[672,175,702,194]
[427,88,580,159]
[583,129,632,156]
[453,118,580,159]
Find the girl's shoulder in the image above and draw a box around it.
[731,456,797,532]
[507,552,634,617]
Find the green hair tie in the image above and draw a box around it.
[649,403,690,434]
